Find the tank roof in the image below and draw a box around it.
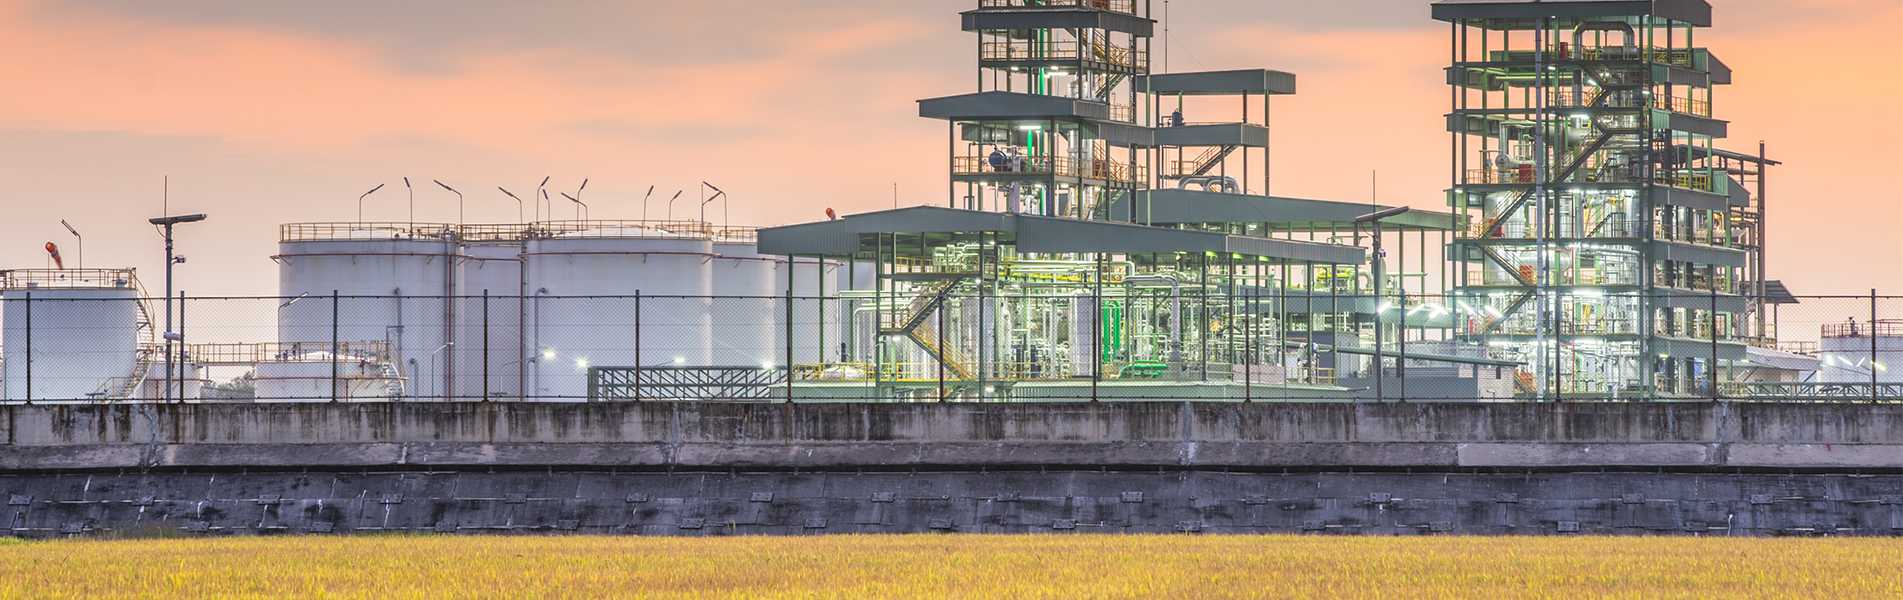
[0,268,139,291]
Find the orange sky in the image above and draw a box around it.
[0,0,1897,297]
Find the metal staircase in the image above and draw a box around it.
[881,278,975,380]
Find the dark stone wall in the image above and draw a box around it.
[5,470,1900,538]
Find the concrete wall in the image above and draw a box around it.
[4,402,1899,538]
[4,402,1900,471]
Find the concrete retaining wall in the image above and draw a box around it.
[3,402,1900,471]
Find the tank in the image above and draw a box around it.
[276,223,459,401]
[1817,319,1903,384]
[1,269,146,402]
[251,354,403,402]
[455,239,523,400]
[711,241,778,367]
[524,223,713,400]
[776,256,842,366]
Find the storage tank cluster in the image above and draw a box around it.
[276,220,838,401]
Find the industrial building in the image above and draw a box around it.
[0,0,1893,404]
[1434,0,1779,398]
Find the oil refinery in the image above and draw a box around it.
[1,0,1896,405]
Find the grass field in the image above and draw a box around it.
[0,535,1898,599]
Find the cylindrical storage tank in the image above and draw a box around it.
[1,269,143,403]
[138,361,207,402]
[455,240,523,400]
[711,242,778,367]
[775,256,841,367]
[524,228,713,400]
[276,225,458,401]
[1817,320,1903,383]
[251,355,400,402]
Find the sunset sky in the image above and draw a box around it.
[0,0,1897,296]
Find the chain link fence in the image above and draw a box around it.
[0,292,1896,403]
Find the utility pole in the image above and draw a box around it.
[149,212,207,403]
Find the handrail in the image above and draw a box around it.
[186,341,396,365]
[979,40,1148,70]
[1823,319,1903,338]
[978,0,1136,16]
[953,155,1149,184]
[280,221,759,243]
[0,268,139,291]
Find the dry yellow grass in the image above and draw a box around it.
[0,534,1897,599]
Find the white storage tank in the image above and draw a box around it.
[711,239,778,367]
[455,237,524,400]
[252,354,403,402]
[1,269,147,402]
[776,255,842,366]
[524,222,713,400]
[1817,319,1902,384]
[275,223,460,401]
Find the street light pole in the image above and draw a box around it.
[357,184,384,224]
[1355,206,1410,403]
[498,187,524,223]
[59,220,81,270]
[534,177,551,222]
[642,186,654,222]
[149,213,207,403]
[433,180,463,225]
[403,177,414,230]
[666,190,683,222]
[701,181,726,227]
[561,192,588,221]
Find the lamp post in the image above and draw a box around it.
[433,180,463,226]
[1355,206,1410,403]
[561,192,588,221]
[700,181,726,227]
[497,187,524,223]
[574,179,588,221]
[666,190,683,221]
[642,186,654,222]
[59,220,81,270]
[357,183,384,224]
[149,213,207,403]
[403,177,413,229]
[534,177,551,222]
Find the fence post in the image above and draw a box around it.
[1398,289,1407,403]
[482,290,491,402]
[936,292,946,402]
[785,259,795,404]
[178,290,187,403]
[1709,285,1720,401]
[22,292,31,404]
[633,289,641,402]
[1092,253,1103,403]
[1873,289,1880,404]
[330,290,340,403]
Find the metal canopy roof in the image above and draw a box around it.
[1135,69,1297,96]
[1118,189,1467,231]
[919,92,1157,147]
[1431,0,1712,27]
[757,206,1365,264]
[961,8,1155,37]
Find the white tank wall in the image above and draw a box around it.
[138,362,206,402]
[777,257,842,366]
[455,242,522,399]
[2,288,141,402]
[277,238,458,401]
[252,359,400,402]
[711,242,778,367]
[524,235,713,399]
[1818,334,1903,384]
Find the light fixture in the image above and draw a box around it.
[541,348,556,361]
[672,356,686,365]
